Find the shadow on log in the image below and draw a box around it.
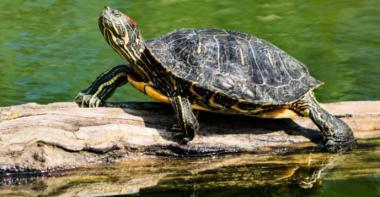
[0,101,379,174]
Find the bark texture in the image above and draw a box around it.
[0,101,379,173]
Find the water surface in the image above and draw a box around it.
[0,0,379,106]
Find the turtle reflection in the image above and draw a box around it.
[138,152,341,193]
[0,151,369,196]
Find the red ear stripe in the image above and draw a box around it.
[127,16,137,27]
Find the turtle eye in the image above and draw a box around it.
[112,9,121,17]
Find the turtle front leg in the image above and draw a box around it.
[74,65,130,107]
[170,96,200,144]
[290,93,356,152]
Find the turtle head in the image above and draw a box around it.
[99,6,144,62]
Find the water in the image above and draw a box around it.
[1,0,380,106]
[0,0,379,196]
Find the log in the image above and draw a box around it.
[0,101,379,174]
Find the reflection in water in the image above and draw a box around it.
[298,152,340,189]
[1,141,380,196]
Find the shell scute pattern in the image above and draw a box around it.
[147,28,321,105]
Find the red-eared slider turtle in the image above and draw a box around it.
[75,6,356,152]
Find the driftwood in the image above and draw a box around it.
[0,101,379,174]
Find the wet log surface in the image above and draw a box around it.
[0,101,379,179]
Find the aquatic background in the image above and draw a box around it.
[0,0,379,196]
[0,0,379,106]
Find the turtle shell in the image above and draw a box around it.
[146,28,321,105]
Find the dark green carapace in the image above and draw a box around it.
[75,6,356,152]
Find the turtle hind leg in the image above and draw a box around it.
[290,93,356,152]
[170,96,199,144]
[74,65,130,107]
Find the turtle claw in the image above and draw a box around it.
[168,125,194,145]
[325,139,357,153]
[74,92,102,108]
[172,133,192,145]
[89,96,102,108]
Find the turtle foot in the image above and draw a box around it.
[172,133,193,145]
[168,125,194,145]
[325,138,357,153]
[74,92,103,108]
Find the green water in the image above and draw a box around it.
[1,0,380,106]
[0,0,379,196]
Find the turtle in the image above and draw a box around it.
[74,6,356,152]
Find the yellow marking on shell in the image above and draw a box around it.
[197,42,202,54]
[188,83,220,111]
[254,108,298,119]
[231,105,246,113]
[127,75,170,104]
[208,93,224,109]
[189,83,203,99]
[94,72,128,96]
[191,103,211,111]
[267,51,274,66]
[229,100,298,119]
[230,100,249,113]
[238,48,245,65]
